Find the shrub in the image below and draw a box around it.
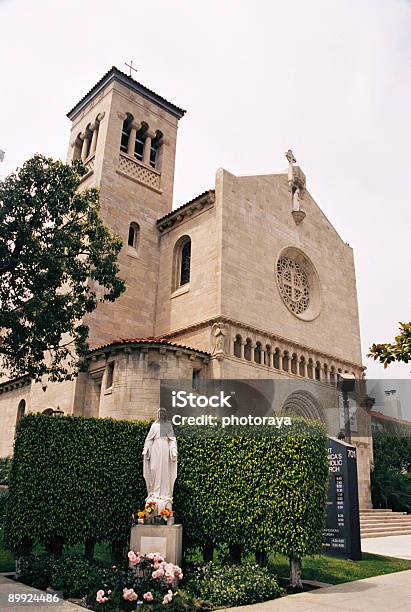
[371,431,411,512]
[0,489,8,526]
[187,561,282,607]
[50,555,108,599]
[5,415,149,555]
[175,420,328,560]
[6,414,328,569]
[0,457,12,485]
[18,554,55,591]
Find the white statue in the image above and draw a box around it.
[142,408,177,514]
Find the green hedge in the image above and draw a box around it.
[0,457,12,485]
[175,422,328,559]
[5,415,149,554]
[5,414,328,562]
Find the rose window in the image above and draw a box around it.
[276,257,310,315]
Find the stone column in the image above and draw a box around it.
[128,124,138,157]
[240,340,245,360]
[143,133,153,165]
[250,343,255,363]
[80,132,91,161]
[284,352,291,373]
[300,358,307,377]
[89,122,99,156]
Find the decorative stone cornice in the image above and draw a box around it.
[157,190,215,233]
[0,375,31,395]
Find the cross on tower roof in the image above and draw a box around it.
[125,60,138,78]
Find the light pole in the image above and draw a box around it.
[338,374,356,444]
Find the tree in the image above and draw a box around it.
[0,155,125,381]
[368,322,411,368]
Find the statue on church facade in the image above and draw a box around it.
[285,149,307,224]
[142,408,178,515]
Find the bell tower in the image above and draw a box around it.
[66,67,186,347]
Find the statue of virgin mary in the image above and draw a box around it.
[142,407,177,514]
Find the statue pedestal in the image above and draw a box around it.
[130,524,182,567]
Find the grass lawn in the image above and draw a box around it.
[269,552,411,585]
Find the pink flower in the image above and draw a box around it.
[147,553,154,560]
[107,590,112,595]
[166,575,174,585]
[111,565,117,570]
[153,553,164,563]
[128,551,140,565]
[123,587,138,602]
[152,567,165,579]
[163,590,173,604]
[153,562,160,570]
[96,589,104,602]
[143,592,154,602]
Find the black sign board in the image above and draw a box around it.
[323,437,362,560]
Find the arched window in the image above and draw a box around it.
[128,222,140,250]
[234,335,242,358]
[307,358,314,379]
[282,351,289,372]
[265,345,271,366]
[273,348,280,369]
[315,361,321,381]
[173,236,191,290]
[16,399,25,426]
[254,342,262,364]
[180,241,191,285]
[150,130,163,169]
[299,356,306,377]
[291,353,298,375]
[106,362,115,389]
[120,114,133,153]
[134,124,147,161]
[72,133,82,161]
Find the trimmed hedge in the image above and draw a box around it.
[5,415,149,554]
[5,414,328,562]
[175,422,328,559]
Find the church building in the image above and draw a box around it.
[0,67,372,508]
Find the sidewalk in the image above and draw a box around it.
[222,569,411,611]
[0,575,80,611]
[361,535,411,560]
[1,568,410,611]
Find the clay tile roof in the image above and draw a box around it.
[67,66,186,121]
[369,410,411,426]
[157,190,215,225]
[88,337,210,357]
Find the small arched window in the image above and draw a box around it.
[180,240,191,285]
[16,399,26,427]
[120,114,133,154]
[234,335,242,358]
[150,130,163,169]
[128,222,140,251]
[173,236,191,290]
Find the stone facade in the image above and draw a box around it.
[0,67,372,507]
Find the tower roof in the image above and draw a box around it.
[66,66,186,121]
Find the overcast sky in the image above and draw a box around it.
[1,0,410,392]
